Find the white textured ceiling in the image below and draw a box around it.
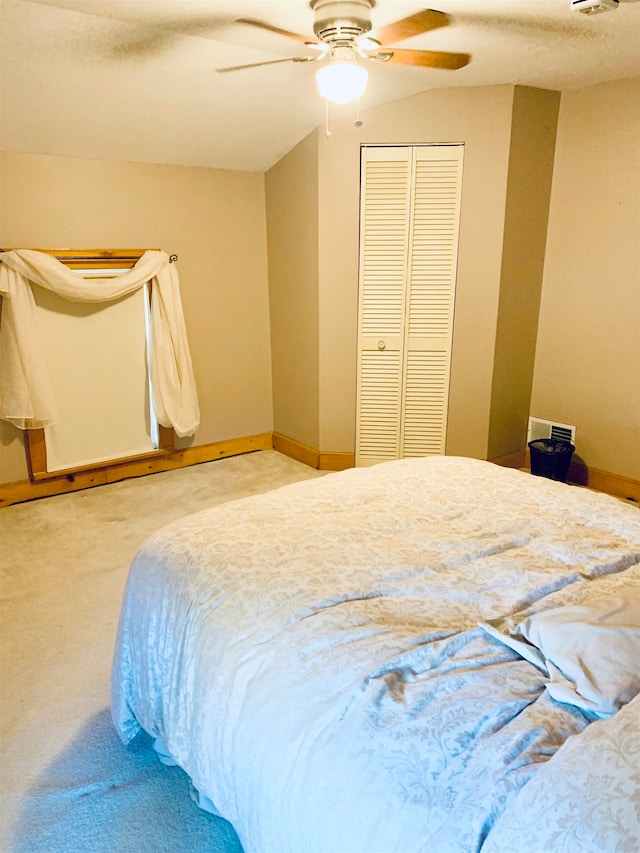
[1,0,639,171]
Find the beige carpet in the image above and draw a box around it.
[0,450,326,852]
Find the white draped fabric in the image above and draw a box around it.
[0,249,200,437]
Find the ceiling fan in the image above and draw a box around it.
[217,1,471,103]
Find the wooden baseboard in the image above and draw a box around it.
[272,433,355,472]
[319,451,355,471]
[3,434,635,507]
[511,449,639,503]
[272,433,319,469]
[277,440,638,501]
[566,461,640,503]
[0,432,273,508]
[489,451,527,470]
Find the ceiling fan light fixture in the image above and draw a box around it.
[316,47,368,104]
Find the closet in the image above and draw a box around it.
[355,144,463,466]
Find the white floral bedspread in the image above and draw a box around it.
[111,456,640,853]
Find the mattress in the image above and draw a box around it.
[111,455,640,852]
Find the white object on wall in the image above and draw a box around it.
[527,416,576,445]
[34,274,155,472]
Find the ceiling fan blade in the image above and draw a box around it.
[216,57,316,73]
[381,48,470,70]
[371,10,450,45]
[236,18,318,46]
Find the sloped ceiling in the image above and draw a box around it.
[1,0,639,171]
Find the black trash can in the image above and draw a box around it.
[528,438,575,482]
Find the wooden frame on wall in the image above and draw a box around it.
[1,248,152,268]
[24,424,175,482]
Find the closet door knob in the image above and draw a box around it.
[377,341,386,350]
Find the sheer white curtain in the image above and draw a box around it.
[0,249,200,437]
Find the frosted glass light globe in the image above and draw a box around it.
[316,60,368,104]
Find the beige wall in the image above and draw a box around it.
[488,86,560,459]
[265,132,320,449]
[3,79,636,486]
[316,85,525,457]
[0,151,273,485]
[531,78,640,480]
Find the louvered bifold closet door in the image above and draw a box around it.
[356,148,412,465]
[401,146,463,457]
[356,145,463,466]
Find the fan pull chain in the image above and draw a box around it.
[355,97,363,128]
[323,98,364,137]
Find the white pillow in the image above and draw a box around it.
[481,593,640,717]
[482,693,640,853]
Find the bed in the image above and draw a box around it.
[111,455,640,852]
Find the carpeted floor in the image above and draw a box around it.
[0,450,326,853]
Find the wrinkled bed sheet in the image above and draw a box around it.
[111,456,640,853]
